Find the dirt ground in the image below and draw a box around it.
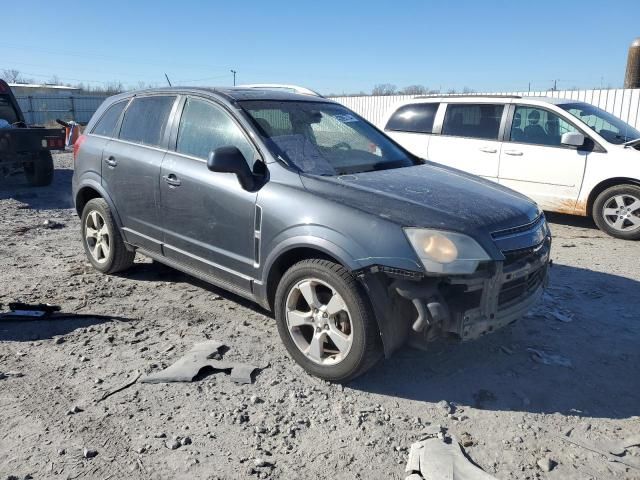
[1,153,639,480]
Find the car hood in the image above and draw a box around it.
[300,162,540,236]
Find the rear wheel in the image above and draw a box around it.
[24,151,54,186]
[593,184,640,240]
[274,259,382,382]
[81,198,135,273]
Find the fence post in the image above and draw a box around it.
[70,96,76,122]
[28,96,34,124]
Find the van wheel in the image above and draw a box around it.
[24,151,54,186]
[81,198,135,273]
[593,184,640,240]
[274,259,382,382]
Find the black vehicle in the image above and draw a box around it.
[0,79,65,186]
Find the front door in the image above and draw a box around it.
[427,103,504,180]
[498,105,587,212]
[101,95,177,253]
[160,97,259,291]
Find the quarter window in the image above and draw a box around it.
[442,104,504,140]
[385,103,439,133]
[510,106,580,147]
[92,101,127,137]
[176,98,254,163]
[119,96,176,147]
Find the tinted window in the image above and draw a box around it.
[92,101,127,137]
[511,106,580,147]
[559,102,640,144]
[176,98,254,163]
[442,104,503,140]
[0,95,20,124]
[385,103,438,133]
[119,96,175,147]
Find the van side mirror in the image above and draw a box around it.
[208,146,255,190]
[561,132,585,147]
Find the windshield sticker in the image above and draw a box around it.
[333,114,359,123]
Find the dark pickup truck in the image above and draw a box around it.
[0,79,66,186]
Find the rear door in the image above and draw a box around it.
[159,96,259,291]
[498,104,588,211]
[101,95,178,254]
[427,102,505,180]
[383,102,439,159]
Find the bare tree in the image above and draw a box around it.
[400,85,427,95]
[372,83,397,96]
[462,86,476,94]
[2,69,22,83]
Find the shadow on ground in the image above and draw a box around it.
[545,211,598,231]
[0,168,74,210]
[0,313,131,342]
[350,263,640,420]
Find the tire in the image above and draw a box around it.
[81,198,135,274]
[274,259,382,382]
[592,184,640,240]
[24,151,54,187]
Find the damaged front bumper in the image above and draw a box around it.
[360,235,551,356]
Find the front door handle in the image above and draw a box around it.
[479,147,497,153]
[163,174,181,187]
[504,150,523,156]
[104,156,117,167]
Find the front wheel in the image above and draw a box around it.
[592,184,640,240]
[274,259,382,382]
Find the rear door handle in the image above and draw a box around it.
[504,150,523,156]
[104,156,117,167]
[479,147,497,153]
[163,174,181,187]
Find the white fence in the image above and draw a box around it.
[329,89,640,130]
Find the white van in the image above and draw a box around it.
[381,96,640,240]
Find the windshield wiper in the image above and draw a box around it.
[623,137,640,147]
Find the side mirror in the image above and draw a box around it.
[561,132,585,147]
[207,146,255,190]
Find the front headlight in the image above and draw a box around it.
[404,228,491,274]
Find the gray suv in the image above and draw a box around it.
[72,87,551,382]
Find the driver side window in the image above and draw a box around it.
[176,98,255,164]
[510,106,579,147]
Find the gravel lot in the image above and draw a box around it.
[1,153,639,480]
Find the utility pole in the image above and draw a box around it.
[230,69,237,86]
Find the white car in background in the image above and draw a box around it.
[381,96,640,240]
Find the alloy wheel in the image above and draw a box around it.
[602,194,640,232]
[285,278,353,366]
[85,210,111,264]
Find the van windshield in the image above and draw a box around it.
[239,100,417,175]
[559,102,640,145]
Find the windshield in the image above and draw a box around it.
[239,100,417,175]
[559,102,640,145]
[0,95,20,125]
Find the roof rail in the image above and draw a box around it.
[237,84,323,97]
[415,94,523,99]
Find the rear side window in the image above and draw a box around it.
[176,97,254,163]
[119,96,176,147]
[442,104,504,140]
[91,101,127,137]
[0,95,20,124]
[385,103,439,133]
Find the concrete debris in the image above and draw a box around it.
[405,433,497,479]
[557,434,640,471]
[83,448,98,459]
[0,371,24,380]
[527,348,572,367]
[607,434,640,455]
[141,341,267,385]
[537,456,557,472]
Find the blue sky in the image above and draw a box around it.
[3,0,639,94]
